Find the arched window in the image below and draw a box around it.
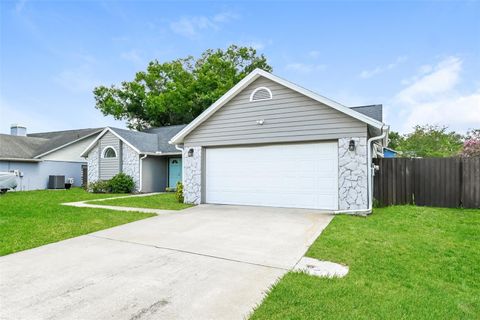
[102,147,117,158]
[250,87,272,102]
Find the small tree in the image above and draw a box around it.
[396,125,464,158]
[387,131,403,150]
[462,129,480,157]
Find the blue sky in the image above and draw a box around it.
[1,0,479,134]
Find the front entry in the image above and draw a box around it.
[168,158,182,188]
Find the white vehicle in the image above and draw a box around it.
[0,172,18,194]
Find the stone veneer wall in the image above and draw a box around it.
[338,137,368,211]
[182,146,202,204]
[87,147,99,184]
[122,144,140,191]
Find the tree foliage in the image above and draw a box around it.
[387,131,403,150]
[461,129,480,157]
[94,45,272,130]
[392,125,464,158]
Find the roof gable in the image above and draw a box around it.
[169,69,384,145]
[0,128,103,160]
[80,125,187,157]
[183,77,368,146]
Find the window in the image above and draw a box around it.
[103,147,117,158]
[250,87,272,102]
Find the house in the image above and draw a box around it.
[80,125,186,193]
[383,147,398,158]
[169,69,389,213]
[0,125,102,190]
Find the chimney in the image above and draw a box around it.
[11,124,27,136]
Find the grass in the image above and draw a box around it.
[86,193,193,210]
[250,206,480,319]
[0,188,155,256]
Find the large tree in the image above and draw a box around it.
[94,45,272,130]
[396,125,464,158]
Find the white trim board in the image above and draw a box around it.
[169,68,384,145]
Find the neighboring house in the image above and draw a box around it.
[0,125,102,190]
[80,125,186,193]
[169,69,389,212]
[383,147,398,158]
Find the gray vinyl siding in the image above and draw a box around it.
[141,157,168,192]
[99,131,120,180]
[184,77,367,146]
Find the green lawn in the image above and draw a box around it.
[0,188,155,256]
[87,193,193,210]
[250,206,480,320]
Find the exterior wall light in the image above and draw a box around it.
[187,148,194,157]
[349,140,356,151]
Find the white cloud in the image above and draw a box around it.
[308,50,320,59]
[235,39,272,51]
[120,49,143,65]
[359,56,407,79]
[0,96,50,134]
[53,55,101,93]
[15,0,27,13]
[388,56,480,133]
[396,56,461,104]
[170,11,239,38]
[285,63,326,74]
[212,11,239,23]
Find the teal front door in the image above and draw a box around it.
[168,158,182,188]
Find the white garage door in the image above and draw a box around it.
[205,142,338,210]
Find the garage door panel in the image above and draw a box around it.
[205,143,338,210]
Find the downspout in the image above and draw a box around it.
[138,154,148,192]
[174,145,184,184]
[334,125,389,215]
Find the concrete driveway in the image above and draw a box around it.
[0,204,333,320]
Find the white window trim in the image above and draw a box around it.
[249,86,272,102]
[101,146,118,159]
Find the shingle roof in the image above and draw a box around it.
[350,105,383,122]
[109,127,160,153]
[0,128,103,159]
[0,134,48,159]
[108,125,187,154]
[144,125,187,153]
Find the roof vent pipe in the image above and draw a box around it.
[11,124,27,136]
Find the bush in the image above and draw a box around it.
[175,181,184,203]
[88,180,110,193]
[108,173,135,193]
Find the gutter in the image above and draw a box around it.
[334,125,389,216]
[0,158,42,162]
[140,151,182,156]
[138,154,148,192]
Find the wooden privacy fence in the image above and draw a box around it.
[373,157,480,208]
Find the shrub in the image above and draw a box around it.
[108,173,135,193]
[175,181,184,203]
[88,180,110,193]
